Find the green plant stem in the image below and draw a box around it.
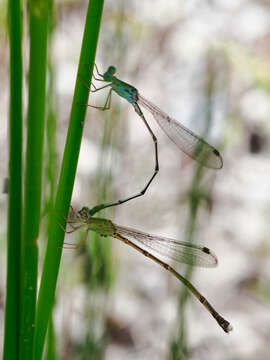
[3,0,23,359]
[19,1,49,359]
[45,8,58,218]
[34,1,105,358]
[170,55,216,359]
[45,316,57,360]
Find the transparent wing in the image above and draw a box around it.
[137,94,223,169]
[114,224,218,268]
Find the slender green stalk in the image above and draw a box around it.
[19,1,49,358]
[43,10,58,358]
[45,316,57,360]
[78,10,127,353]
[170,168,204,359]
[34,1,105,359]
[3,0,23,358]
[87,117,115,289]
[44,1,58,221]
[170,55,218,359]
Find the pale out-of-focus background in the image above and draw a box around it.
[2,0,270,359]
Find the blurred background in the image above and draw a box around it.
[2,0,270,358]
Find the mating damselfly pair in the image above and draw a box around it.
[64,66,232,333]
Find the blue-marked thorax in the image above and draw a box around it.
[102,66,138,104]
[111,78,138,104]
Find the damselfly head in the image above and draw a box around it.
[103,66,116,81]
[107,66,116,74]
[77,207,90,220]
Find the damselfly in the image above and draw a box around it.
[81,65,223,213]
[64,206,232,333]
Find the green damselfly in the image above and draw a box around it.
[81,65,223,212]
[64,206,232,333]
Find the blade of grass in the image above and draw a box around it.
[45,0,58,217]
[75,8,128,353]
[45,316,57,360]
[3,0,23,358]
[19,1,50,359]
[34,1,105,358]
[170,168,205,359]
[170,54,219,359]
[43,8,58,357]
